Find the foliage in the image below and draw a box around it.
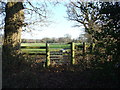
[99,2,120,62]
[66,1,102,42]
[2,1,52,79]
[66,1,120,62]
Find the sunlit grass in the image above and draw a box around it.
[21,43,46,47]
[20,43,92,55]
[50,44,70,48]
[21,43,71,54]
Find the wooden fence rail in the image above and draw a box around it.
[21,42,95,67]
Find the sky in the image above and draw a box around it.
[21,1,85,39]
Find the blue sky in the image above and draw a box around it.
[21,1,85,39]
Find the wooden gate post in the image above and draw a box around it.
[71,42,75,65]
[83,42,86,54]
[45,43,50,67]
[90,43,93,53]
[83,42,86,60]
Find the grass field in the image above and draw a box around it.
[21,43,71,48]
[20,43,91,54]
[21,43,72,54]
[0,43,90,54]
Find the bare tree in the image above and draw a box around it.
[1,1,53,75]
[66,1,103,42]
[0,1,50,53]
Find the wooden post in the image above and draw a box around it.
[45,43,50,67]
[83,42,86,54]
[83,42,86,60]
[71,42,75,65]
[90,43,93,53]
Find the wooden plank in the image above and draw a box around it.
[50,58,61,60]
[50,53,63,55]
[51,61,70,63]
[21,46,46,49]
[21,49,45,52]
[22,52,46,55]
[50,55,63,56]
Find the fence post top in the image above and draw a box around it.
[83,42,86,44]
[46,43,49,45]
[67,42,72,44]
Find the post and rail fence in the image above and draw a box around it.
[21,42,95,67]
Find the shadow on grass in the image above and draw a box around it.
[2,54,120,88]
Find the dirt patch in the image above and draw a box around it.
[2,64,119,88]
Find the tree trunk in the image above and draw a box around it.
[2,2,24,68]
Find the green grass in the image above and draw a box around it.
[0,46,1,48]
[21,43,71,53]
[0,43,91,54]
[21,48,71,53]
[20,43,91,54]
[21,43,70,48]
